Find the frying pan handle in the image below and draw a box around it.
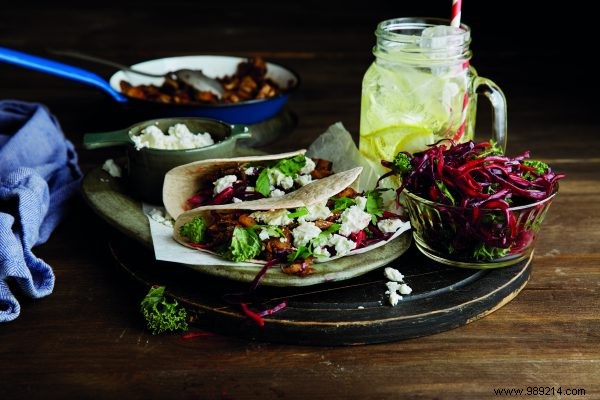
[0,46,127,103]
[83,129,131,149]
[230,124,252,140]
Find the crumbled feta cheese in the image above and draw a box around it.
[354,196,367,211]
[167,123,214,149]
[295,174,313,186]
[378,218,407,233]
[270,189,285,197]
[258,226,282,240]
[132,125,162,150]
[292,222,322,247]
[384,268,411,306]
[299,202,332,222]
[102,158,122,178]
[250,209,293,226]
[300,157,316,174]
[148,208,174,227]
[244,166,257,176]
[313,245,331,258]
[399,283,412,295]
[384,267,404,282]
[232,197,243,203]
[268,168,294,190]
[386,281,401,293]
[338,205,372,236]
[328,234,356,256]
[132,123,214,150]
[245,186,255,192]
[388,291,403,306]
[213,174,238,195]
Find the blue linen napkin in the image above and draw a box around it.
[0,100,82,322]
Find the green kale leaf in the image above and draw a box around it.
[140,286,188,335]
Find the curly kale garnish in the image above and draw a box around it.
[392,152,413,176]
[140,286,188,335]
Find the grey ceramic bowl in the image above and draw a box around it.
[83,117,251,204]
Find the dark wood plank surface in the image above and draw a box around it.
[1,1,599,399]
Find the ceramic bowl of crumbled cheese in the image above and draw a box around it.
[84,117,251,204]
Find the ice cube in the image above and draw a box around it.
[419,25,466,50]
[419,25,469,76]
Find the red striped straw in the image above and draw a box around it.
[451,0,468,141]
[451,0,462,27]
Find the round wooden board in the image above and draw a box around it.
[107,233,531,346]
[81,129,531,345]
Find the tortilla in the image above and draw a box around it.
[173,166,363,241]
[163,150,307,219]
[171,166,411,269]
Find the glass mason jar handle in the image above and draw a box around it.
[473,76,507,152]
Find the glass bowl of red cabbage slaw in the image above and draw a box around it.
[381,140,564,268]
[401,188,557,267]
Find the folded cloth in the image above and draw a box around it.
[0,100,82,322]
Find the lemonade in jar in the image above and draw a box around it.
[359,18,507,176]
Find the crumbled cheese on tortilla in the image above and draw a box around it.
[299,202,332,222]
[268,168,294,190]
[378,218,407,233]
[300,157,316,174]
[313,245,331,258]
[250,209,293,226]
[258,229,271,241]
[270,189,285,197]
[244,166,257,176]
[327,234,356,256]
[292,222,322,247]
[354,196,367,211]
[338,205,372,236]
[295,174,312,186]
[213,175,238,195]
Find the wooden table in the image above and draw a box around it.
[1,2,598,399]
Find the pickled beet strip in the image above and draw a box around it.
[181,332,215,339]
[256,301,288,317]
[187,242,210,249]
[239,303,265,327]
[208,186,235,205]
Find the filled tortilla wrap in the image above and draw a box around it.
[164,150,339,219]
[172,167,410,276]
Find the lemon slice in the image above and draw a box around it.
[362,125,435,161]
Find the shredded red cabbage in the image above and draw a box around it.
[383,140,565,261]
[223,259,288,327]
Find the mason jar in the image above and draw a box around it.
[359,17,507,176]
